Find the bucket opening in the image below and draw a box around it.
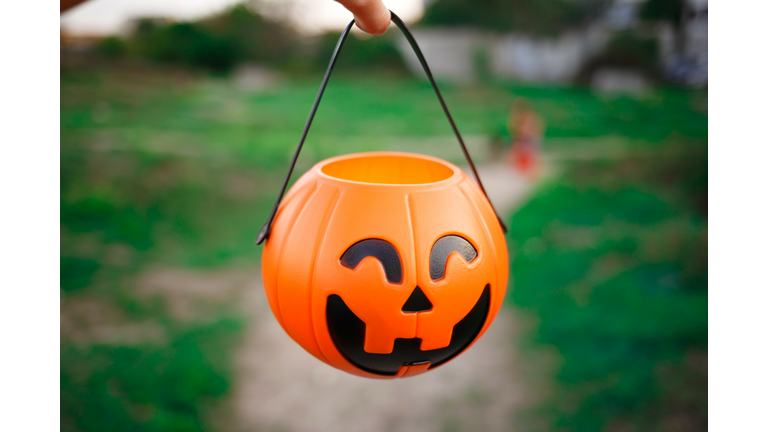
[321,154,455,185]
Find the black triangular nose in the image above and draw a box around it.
[402,287,433,313]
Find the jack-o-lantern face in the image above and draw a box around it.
[261,152,508,379]
[327,236,490,375]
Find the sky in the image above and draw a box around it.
[60,0,425,36]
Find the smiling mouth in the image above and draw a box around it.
[326,284,490,376]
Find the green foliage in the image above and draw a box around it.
[60,257,101,292]
[607,32,660,67]
[97,36,127,59]
[61,193,155,251]
[204,4,296,66]
[640,0,684,28]
[61,318,243,432]
[576,32,661,83]
[500,84,707,141]
[120,5,295,73]
[508,146,707,431]
[420,0,607,36]
[132,22,238,73]
[314,32,408,72]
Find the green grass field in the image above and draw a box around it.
[508,147,707,431]
[61,68,707,431]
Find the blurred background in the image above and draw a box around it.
[60,0,707,431]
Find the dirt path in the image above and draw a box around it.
[230,162,536,432]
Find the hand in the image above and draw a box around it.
[334,0,391,35]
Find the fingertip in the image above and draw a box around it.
[355,22,387,36]
[367,24,389,36]
[354,8,391,36]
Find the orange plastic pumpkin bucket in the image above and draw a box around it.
[256,13,508,379]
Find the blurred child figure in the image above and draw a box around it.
[507,98,544,178]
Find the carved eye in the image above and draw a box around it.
[429,235,477,281]
[341,239,403,284]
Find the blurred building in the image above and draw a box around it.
[398,0,707,88]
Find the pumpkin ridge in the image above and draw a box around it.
[308,187,342,365]
[404,193,417,292]
[270,182,318,329]
[405,193,422,336]
[458,182,505,328]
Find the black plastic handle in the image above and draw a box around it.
[255,11,507,245]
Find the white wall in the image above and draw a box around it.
[398,26,610,83]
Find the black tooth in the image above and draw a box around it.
[326,285,491,376]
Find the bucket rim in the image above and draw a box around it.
[313,151,465,189]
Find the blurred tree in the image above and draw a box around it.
[420,0,611,36]
[639,0,686,65]
[133,18,163,37]
[640,0,684,29]
[122,4,296,73]
[96,36,127,60]
[203,4,295,65]
[606,32,659,66]
[134,22,237,73]
[575,31,660,84]
[313,32,407,73]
